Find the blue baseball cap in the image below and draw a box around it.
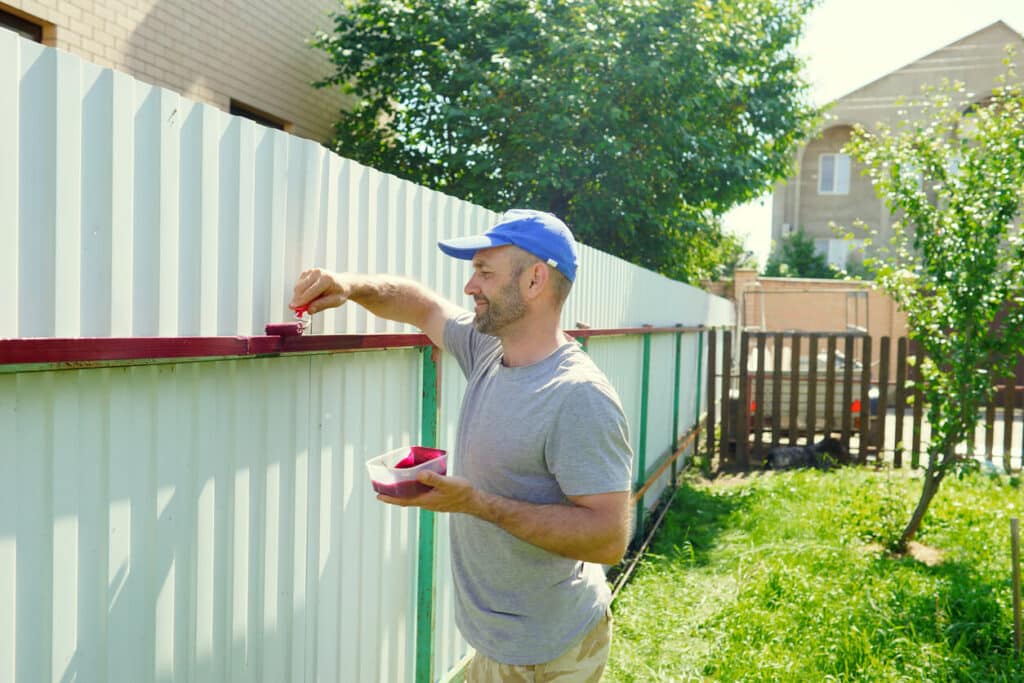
[437,209,579,282]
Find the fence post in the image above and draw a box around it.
[692,327,704,475]
[671,327,682,484]
[894,337,908,468]
[416,345,441,683]
[706,329,718,460]
[634,331,652,546]
[719,331,733,465]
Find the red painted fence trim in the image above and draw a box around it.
[0,333,432,365]
[0,325,711,367]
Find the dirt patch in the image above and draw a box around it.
[907,541,944,566]
[860,541,944,566]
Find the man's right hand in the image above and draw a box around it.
[290,268,349,315]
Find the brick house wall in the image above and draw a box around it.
[2,0,351,143]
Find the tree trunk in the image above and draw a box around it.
[895,465,945,552]
[895,441,957,553]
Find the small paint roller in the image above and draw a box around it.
[265,306,309,336]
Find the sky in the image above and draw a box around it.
[722,0,1024,268]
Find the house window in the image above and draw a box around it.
[818,153,850,195]
[0,6,44,42]
[229,100,291,131]
[814,238,863,268]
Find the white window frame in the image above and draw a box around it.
[818,153,851,195]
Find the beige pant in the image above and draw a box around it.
[466,610,613,683]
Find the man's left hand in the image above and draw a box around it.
[377,472,477,514]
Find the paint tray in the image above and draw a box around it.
[366,446,447,498]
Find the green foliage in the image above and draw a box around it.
[707,232,758,281]
[841,61,1024,546]
[606,469,1024,681]
[313,0,820,282]
[763,227,839,278]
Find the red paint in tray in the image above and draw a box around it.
[366,446,447,498]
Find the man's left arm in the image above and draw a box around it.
[379,475,631,565]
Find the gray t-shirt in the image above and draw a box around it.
[444,313,633,665]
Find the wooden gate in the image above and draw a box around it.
[704,330,1023,473]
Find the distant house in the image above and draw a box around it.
[770,20,1024,270]
[0,1,349,143]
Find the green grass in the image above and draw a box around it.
[606,467,1023,682]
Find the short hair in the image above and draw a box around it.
[509,246,573,306]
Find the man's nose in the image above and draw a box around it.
[464,275,479,296]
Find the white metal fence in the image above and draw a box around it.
[0,27,734,683]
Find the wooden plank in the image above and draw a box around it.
[824,336,837,437]
[877,336,891,464]
[1005,381,1016,475]
[858,335,872,464]
[985,390,996,461]
[737,332,751,469]
[893,337,908,468]
[806,335,819,445]
[706,330,718,460]
[788,334,801,444]
[771,333,784,448]
[720,331,733,465]
[841,335,855,458]
[753,334,767,465]
[912,353,924,469]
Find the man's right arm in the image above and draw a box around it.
[289,269,463,350]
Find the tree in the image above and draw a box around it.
[843,62,1024,552]
[313,0,819,283]
[709,233,759,281]
[763,227,838,278]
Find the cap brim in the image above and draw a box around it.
[437,234,512,260]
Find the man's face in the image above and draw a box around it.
[465,246,530,336]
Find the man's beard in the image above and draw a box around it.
[473,279,527,335]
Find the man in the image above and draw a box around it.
[290,209,633,681]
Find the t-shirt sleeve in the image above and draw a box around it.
[545,382,634,497]
[444,312,491,379]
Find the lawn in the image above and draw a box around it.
[606,466,1023,682]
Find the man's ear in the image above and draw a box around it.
[525,261,549,300]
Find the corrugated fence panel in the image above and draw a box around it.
[641,333,679,508]
[1,27,737,682]
[1,27,731,339]
[0,349,428,683]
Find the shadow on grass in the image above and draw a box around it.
[871,553,1024,679]
[646,478,752,567]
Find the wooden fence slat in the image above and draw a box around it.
[706,330,718,460]
[876,336,890,465]
[738,332,751,469]
[807,335,819,445]
[1005,382,1015,475]
[842,336,855,460]
[985,390,997,461]
[771,333,783,449]
[858,335,872,463]
[912,356,924,469]
[720,331,733,465]
[825,336,837,437]
[789,334,801,444]
[893,337,908,468]
[753,334,767,465]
